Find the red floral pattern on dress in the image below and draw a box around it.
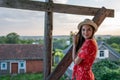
[72,39,98,80]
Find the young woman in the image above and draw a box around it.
[72,19,98,80]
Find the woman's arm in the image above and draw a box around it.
[72,34,82,65]
[74,56,82,65]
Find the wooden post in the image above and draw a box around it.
[47,7,112,80]
[44,0,53,80]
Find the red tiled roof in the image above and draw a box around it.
[0,44,43,60]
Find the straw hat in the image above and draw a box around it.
[78,19,98,32]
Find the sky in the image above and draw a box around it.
[0,0,120,36]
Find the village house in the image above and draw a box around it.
[96,40,120,61]
[0,44,43,75]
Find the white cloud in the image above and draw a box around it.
[93,0,104,2]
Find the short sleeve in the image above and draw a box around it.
[78,44,87,59]
[77,40,95,59]
[78,46,88,59]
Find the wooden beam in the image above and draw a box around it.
[92,7,112,27]
[53,3,114,17]
[44,0,53,80]
[0,0,114,17]
[47,7,112,80]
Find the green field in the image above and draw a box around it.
[0,73,67,80]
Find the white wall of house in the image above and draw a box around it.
[97,50,109,59]
[0,60,26,74]
[10,60,26,74]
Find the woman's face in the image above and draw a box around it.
[81,24,94,39]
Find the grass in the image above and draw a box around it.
[0,73,67,80]
[0,73,43,80]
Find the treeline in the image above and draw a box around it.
[106,37,120,53]
[0,32,70,50]
[0,32,43,44]
[1,32,120,53]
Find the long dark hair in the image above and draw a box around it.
[76,25,95,53]
[76,27,85,53]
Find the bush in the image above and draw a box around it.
[92,59,120,80]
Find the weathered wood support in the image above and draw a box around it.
[0,0,114,17]
[47,7,113,80]
[44,0,53,80]
[92,7,112,27]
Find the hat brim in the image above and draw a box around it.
[78,19,98,32]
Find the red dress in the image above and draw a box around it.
[72,39,98,80]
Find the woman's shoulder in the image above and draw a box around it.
[85,39,97,45]
[85,39,95,42]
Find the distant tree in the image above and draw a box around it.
[110,43,120,53]
[53,38,68,50]
[39,39,44,44]
[6,32,20,44]
[106,36,120,53]
[54,49,64,65]
[0,36,6,44]
[106,36,120,45]
[111,43,119,49]
[19,39,34,44]
[0,32,42,44]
